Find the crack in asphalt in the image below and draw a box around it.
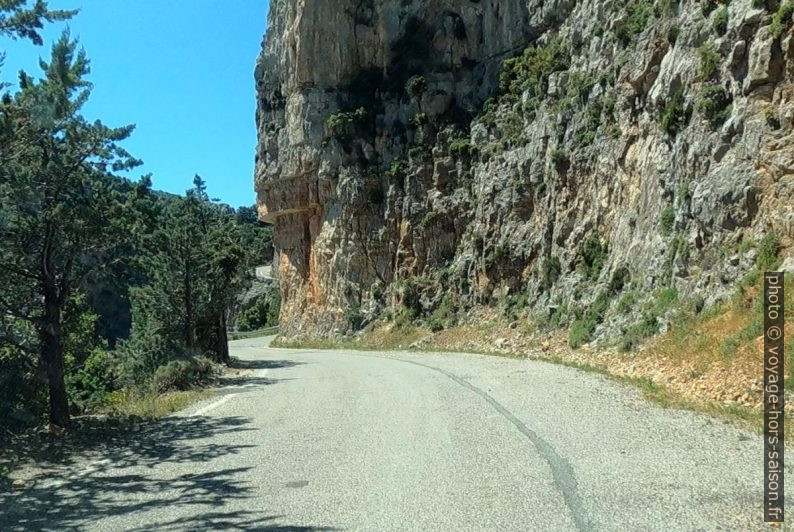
[350,352,593,532]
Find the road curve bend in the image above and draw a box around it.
[0,338,786,531]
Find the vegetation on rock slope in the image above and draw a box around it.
[307,0,792,353]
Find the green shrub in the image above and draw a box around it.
[236,292,280,332]
[615,1,654,44]
[543,256,562,291]
[660,204,676,235]
[667,24,680,44]
[598,73,616,88]
[427,316,444,332]
[609,266,631,294]
[546,300,568,328]
[619,312,660,351]
[757,233,782,271]
[551,148,569,168]
[408,145,429,161]
[420,211,437,227]
[764,106,781,129]
[660,86,687,135]
[60,297,118,410]
[152,360,193,392]
[697,42,720,80]
[617,290,639,314]
[675,234,691,265]
[405,75,427,98]
[427,294,457,331]
[0,345,47,428]
[388,160,407,182]
[578,130,596,147]
[661,236,683,285]
[569,292,610,348]
[326,107,367,138]
[771,2,794,38]
[676,180,691,201]
[566,71,595,104]
[712,6,728,35]
[499,38,569,104]
[484,243,510,270]
[152,358,214,394]
[602,93,616,117]
[504,289,531,318]
[449,137,475,159]
[193,357,214,383]
[657,287,679,307]
[701,0,719,16]
[695,85,732,127]
[656,0,680,16]
[569,317,596,348]
[114,327,172,386]
[411,112,428,127]
[393,307,417,328]
[580,234,609,281]
[67,348,116,409]
[345,308,364,331]
[619,288,679,351]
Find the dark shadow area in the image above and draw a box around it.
[230,359,305,371]
[214,358,304,391]
[0,415,336,531]
[0,414,255,470]
[127,511,339,531]
[217,377,294,394]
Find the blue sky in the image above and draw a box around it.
[1,0,270,208]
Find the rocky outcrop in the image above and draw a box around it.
[229,266,279,331]
[256,1,794,341]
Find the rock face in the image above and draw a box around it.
[256,1,794,341]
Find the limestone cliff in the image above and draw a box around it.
[255,0,794,343]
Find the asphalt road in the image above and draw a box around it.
[1,338,788,531]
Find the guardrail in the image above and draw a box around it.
[228,326,279,341]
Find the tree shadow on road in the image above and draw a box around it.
[127,510,339,531]
[0,415,336,531]
[217,374,293,391]
[217,358,303,391]
[231,359,305,371]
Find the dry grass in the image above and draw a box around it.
[643,275,793,397]
[101,389,215,420]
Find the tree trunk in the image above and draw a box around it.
[184,257,195,349]
[212,311,230,366]
[40,281,70,427]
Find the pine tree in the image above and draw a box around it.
[129,176,249,366]
[0,32,140,427]
[0,0,75,44]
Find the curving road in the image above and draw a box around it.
[1,338,787,530]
